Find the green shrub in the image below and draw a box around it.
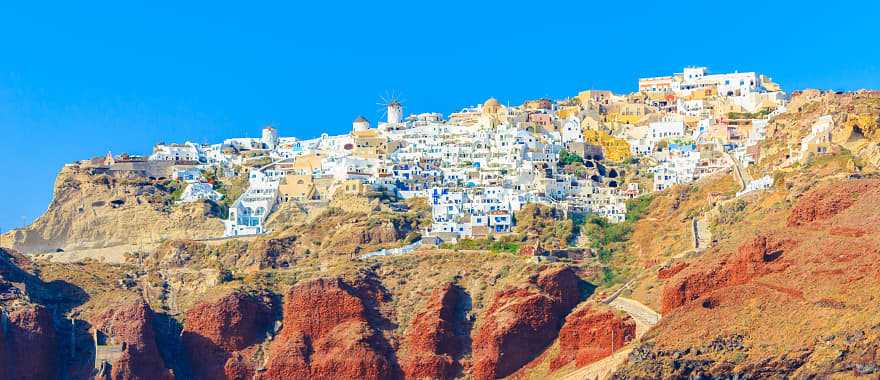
[559,149,584,166]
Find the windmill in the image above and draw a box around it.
[376,91,405,125]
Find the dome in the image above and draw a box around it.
[482,97,501,114]
[352,115,371,132]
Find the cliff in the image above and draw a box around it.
[616,179,880,378]
[1,166,223,252]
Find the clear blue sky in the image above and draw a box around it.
[1,1,879,232]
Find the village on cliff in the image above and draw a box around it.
[69,67,823,242]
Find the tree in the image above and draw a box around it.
[559,149,584,166]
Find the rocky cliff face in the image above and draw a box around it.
[1,167,223,252]
[550,304,636,370]
[0,304,59,380]
[0,248,62,380]
[471,267,582,379]
[90,300,174,380]
[399,283,468,380]
[182,291,273,380]
[260,277,398,380]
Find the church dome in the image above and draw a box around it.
[482,97,501,114]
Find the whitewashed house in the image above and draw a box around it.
[223,166,283,236]
[178,182,223,203]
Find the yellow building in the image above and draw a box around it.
[337,179,373,196]
[523,98,552,110]
[580,114,602,131]
[277,153,324,201]
[351,129,385,159]
[556,106,580,120]
[583,130,632,162]
[577,90,613,105]
[278,173,316,201]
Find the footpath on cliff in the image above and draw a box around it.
[558,279,661,380]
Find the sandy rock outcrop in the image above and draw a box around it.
[471,267,581,379]
[550,305,636,370]
[182,291,273,380]
[1,167,223,252]
[260,277,397,380]
[400,283,467,380]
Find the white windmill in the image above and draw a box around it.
[376,91,405,126]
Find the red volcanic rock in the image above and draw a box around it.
[550,305,636,370]
[0,305,59,380]
[787,180,877,227]
[658,262,689,280]
[536,267,581,313]
[224,352,256,380]
[182,291,272,380]
[400,283,465,380]
[472,267,581,380]
[92,300,174,380]
[660,235,793,313]
[260,277,395,380]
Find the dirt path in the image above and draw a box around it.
[558,297,661,380]
[723,149,750,192]
[33,243,157,264]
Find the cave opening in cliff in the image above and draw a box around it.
[848,124,865,142]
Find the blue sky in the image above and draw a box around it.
[1,1,879,232]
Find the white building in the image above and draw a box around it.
[150,142,203,162]
[352,115,371,132]
[561,117,584,143]
[648,118,685,141]
[262,126,279,150]
[172,167,202,182]
[642,67,763,98]
[224,166,284,236]
[178,182,223,203]
[651,150,700,191]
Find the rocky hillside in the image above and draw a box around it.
[615,177,880,378]
[1,166,224,252]
[2,91,880,379]
[611,92,880,378]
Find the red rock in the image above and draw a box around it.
[550,305,636,370]
[660,235,793,313]
[471,267,581,380]
[400,283,465,380]
[260,277,396,380]
[536,267,581,313]
[182,291,272,380]
[224,352,257,380]
[787,180,877,227]
[91,300,174,380]
[658,262,689,280]
[0,305,59,380]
